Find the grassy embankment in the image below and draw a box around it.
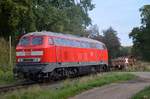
[0,38,16,84]
[0,72,136,99]
[129,62,150,99]
[132,86,150,99]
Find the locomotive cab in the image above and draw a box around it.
[16,34,56,62]
[14,34,56,79]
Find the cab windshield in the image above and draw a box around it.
[19,36,43,46]
[19,37,30,46]
[32,37,43,45]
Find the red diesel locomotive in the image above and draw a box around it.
[14,32,108,80]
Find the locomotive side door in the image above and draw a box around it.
[97,44,103,63]
[56,46,62,63]
[54,38,62,64]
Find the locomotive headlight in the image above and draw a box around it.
[33,58,41,62]
[18,58,23,62]
[37,58,41,62]
[16,52,25,56]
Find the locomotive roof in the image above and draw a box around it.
[23,31,104,45]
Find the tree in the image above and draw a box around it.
[0,0,36,38]
[129,27,144,57]
[0,0,95,39]
[86,24,99,38]
[103,27,121,59]
[119,46,132,56]
[129,5,150,61]
[87,26,121,59]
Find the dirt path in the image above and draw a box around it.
[70,72,150,99]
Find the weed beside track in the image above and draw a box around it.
[0,72,136,99]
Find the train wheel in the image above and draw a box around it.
[49,69,62,81]
[100,65,104,72]
[103,65,109,72]
[91,67,97,74]
[65,68,78,78]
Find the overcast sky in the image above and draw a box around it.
[89,0,150,46]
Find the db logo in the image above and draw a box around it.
[25,51,31,56]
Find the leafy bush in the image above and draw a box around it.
[0,70,15,84]
[132,86,150,99]
[0,38,16,84]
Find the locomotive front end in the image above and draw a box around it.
[14,33,52,80]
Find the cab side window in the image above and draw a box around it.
[90,43,96,48]
[96,43,103,49]
[48,38,53,45]
[53,38,62,45]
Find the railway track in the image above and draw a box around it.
[0,75,91,93]
[0,79,65,94]
[0,69,118,94]
[0,80,37,93]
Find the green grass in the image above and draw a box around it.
[0,38,15,68]
[132,86,150,99]
[0,72,136,99]
[0,38,16,85]
[0,70,15,85]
